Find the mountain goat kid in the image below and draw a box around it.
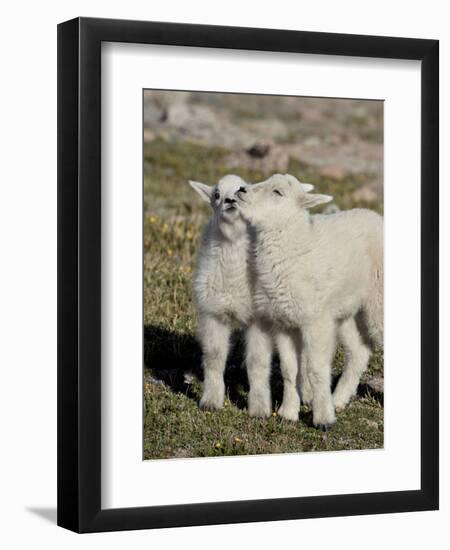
[189,175,313,420]
[236,174,383,429]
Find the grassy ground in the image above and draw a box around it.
[143,137,384,460]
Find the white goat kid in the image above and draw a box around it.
[237,174,383,429]
[189,175,251,411]
[189,175,313,420]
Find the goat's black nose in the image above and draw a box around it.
[225,197,236,204]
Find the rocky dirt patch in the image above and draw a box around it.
[144,90,383,198]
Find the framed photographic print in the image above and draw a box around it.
[57,17,439,532]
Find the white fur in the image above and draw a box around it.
[237,174,383,428]
[190,174,315,419]
[190,175,253,411]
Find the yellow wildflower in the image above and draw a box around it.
[167,248,173,257]
[215,442,222,449]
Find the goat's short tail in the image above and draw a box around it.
[358,239,384,349]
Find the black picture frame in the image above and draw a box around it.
[57,16,439,533]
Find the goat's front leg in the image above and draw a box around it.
[303,318,337,430]
[198,314,231,410]
[275,331,300,421]
[246,322,273,418]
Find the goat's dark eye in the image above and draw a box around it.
[273,189,283,196]
[238,186,247,193]
[214,191,220,200]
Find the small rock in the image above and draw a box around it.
[225,144,289,175]
[143,103,164,126]
[365,376,384,394]
[319,165,348,181]
[352,184,379,203]
[162,103,218,129]
[296,107,323,122]
[143,129,155,143]
[247,140,272,158]
[302,136,322,147]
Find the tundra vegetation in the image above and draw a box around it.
[143,92,384,459]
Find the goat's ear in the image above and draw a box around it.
[189,180,213,203]
[300,183,314,193]
[300,193,333,209]
[283,174,314,192]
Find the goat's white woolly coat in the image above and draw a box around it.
[193,215,253,327]
[190,175,313,419]
[238,175,383,428]
[251,208,383,341]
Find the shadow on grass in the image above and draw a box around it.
[144,325,284,409]
[144,325,383,413]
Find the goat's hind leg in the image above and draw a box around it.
[246,322,273,418]
[333,316,370,411]
[276,331,300,421]
[295,332,313,406]
[199,314,231,410]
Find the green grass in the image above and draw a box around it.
[143,137,384,460]
[144,378,383,459]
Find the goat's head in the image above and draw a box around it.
[189,175,249,238]
[236,173,332,229]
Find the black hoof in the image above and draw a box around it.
[316,423,333,432]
